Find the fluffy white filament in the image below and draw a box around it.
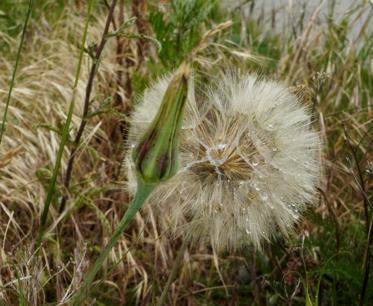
[125,72,321,251]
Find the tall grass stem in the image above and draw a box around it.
[0,0,34,144]
[35,0,95,249]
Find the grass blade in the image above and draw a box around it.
[0,0,34,144]
[35,0,95,249]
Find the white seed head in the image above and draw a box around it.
[125,72,321,251]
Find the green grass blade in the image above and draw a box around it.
[35,0,95,249]
[0,0,34,144]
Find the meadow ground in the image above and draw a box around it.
[0,0,372,305]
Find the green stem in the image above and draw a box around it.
[72,181,155,305]
[157,237,189,306]
[35,0,95,250]
[0,0,34,144]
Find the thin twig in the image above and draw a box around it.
[0,0,34,144]
[59,0,118,212]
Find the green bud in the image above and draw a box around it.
[132,64,190,184]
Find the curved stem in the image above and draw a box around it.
[157,238,189,306]
[72,181,155,305]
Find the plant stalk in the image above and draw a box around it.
[72,181,155,305]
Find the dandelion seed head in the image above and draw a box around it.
[125,72,321,251]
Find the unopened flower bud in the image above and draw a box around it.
[132,64,190,184]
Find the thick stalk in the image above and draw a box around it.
[72,181,155,305]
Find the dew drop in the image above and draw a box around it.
[216,143,227,150]
[267,124,274,129]
[245,228,251,235]
[272,147,278,152]
[252,161,258,167]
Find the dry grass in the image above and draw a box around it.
[0,0,372,305]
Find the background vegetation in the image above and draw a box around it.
[0,0,372,305]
